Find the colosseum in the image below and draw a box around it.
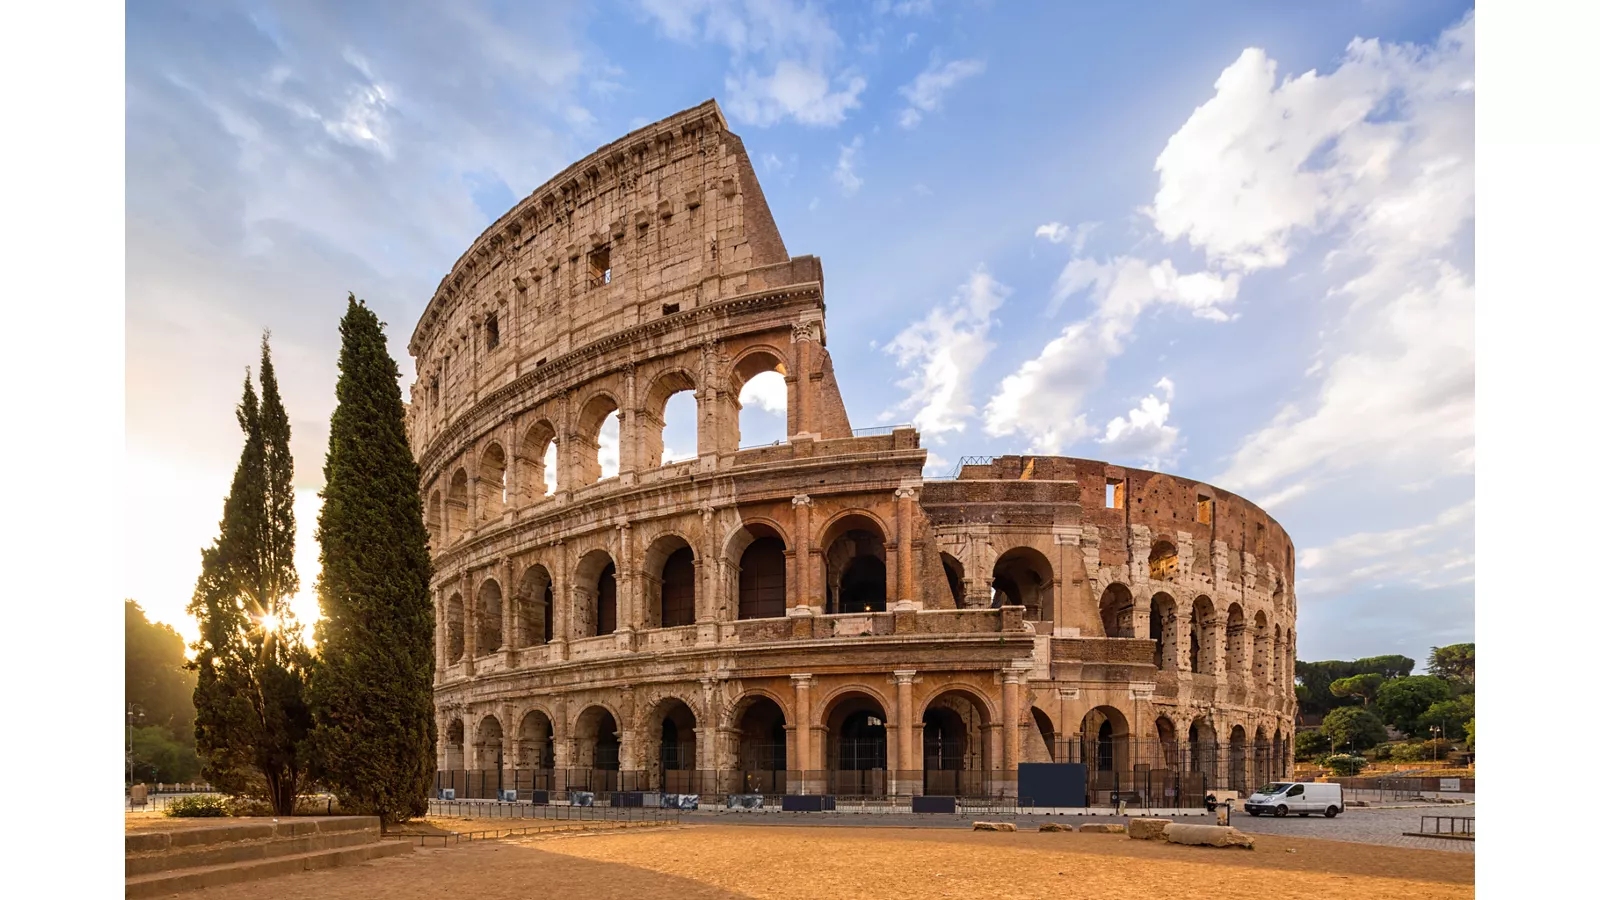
[407,100,1297,807]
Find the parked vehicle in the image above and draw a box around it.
[1243,782,1344,818]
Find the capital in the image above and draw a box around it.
[790,673,814,689]
[894,486,919,501]
[892,670,916,685]
[791,494,813,507]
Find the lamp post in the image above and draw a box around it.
[126,703,135,791]
[1430,725,1442,763]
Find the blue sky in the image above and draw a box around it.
[125,0,1475,670]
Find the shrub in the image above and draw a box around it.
[1387,742,1425,762]
[1321,706,1388,753]
[164,794,230,818]
[1323,754,1367,776]
[1295,730,1331,761]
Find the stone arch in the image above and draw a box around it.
[1150,591,1178,670]
[1080,706,1132,798]
[939,552,964,608]
[514,564,554,648]
[1228,724,1249,791]
[1187,717,1218,777]
[517,708,555,769]
[991,546,1053,623]
[1189,595,1217,675]
[475,578,503,654]
[1224,603,1247,675]
[1253,610,1271,681]
[1099,583,1135,638]
[574,391,621,486]
[444,717,466,771]
[728,690,789,793]
[730,521,787,621]
[728,345,789,449]
[820,511,889,615]
[641,694,701,790]
[1155,715,1180,770]
[821,688,890,794]
[571,704,623,778]
[642,368,698,468]
[446,467,470,541]
[426,489,443,547]
[516,418,558,503]
[572,548,617,638]
[445,593,465,662]
[477,442,508,521]
[921,687,994,797]
[1149,539,1179,581]
[475,714,505,768]
[642,533,696,629]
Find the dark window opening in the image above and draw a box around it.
[839,711,887,770]
[661,548,696,628]
[662,302,680,315]
[597,562,617,634]
[485,313,500,350]
[838,556,887,614]
[738,537,787,620]
[589,246,612,286]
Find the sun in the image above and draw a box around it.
[259,612,281,632]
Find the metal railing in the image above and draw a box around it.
[1414,814,1474,837]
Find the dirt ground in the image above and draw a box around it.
[180,823,1474,900]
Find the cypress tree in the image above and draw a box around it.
[188,336,314,815]
[311,295,436,826]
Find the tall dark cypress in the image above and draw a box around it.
[311,295,436,826]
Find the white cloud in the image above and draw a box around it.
[1098,378,1180,467]
[1035,221,1098,254]
[726,63,866,127]
[883,267,1010,437]
[1297,501,1474,596]
[983,257,1237,453]
[740,369,788,414]
[898,57,985,128]
[833,135,864,196]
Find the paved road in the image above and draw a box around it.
[680,805,1474,854]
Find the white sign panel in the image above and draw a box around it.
[1439,778,1461,792]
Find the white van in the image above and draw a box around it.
[1243,782,1344,818]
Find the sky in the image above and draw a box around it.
[125,0,1475,671]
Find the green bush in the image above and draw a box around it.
[1388,742,1425,762]
[164,794,230,818]
[1323,754,1367,776]
[1295,730,1331,761]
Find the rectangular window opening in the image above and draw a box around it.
[1197,495,1213,525]
[662,302,680,316]
[485,313,500,350]
[1105,479,1124,509]
[588,246,612,286]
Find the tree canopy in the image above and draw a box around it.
[1427,643,1475,688]
[1320,706,1388,753]
[126,600,200,782]
[1375,675,1454,737]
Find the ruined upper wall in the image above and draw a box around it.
[406,100,813,431]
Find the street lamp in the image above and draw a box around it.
[1430,725,1442,763]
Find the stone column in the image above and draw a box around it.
[790,321,816,437]
[1002,668,1022,797]
[893,487,919,606]
[502,556,517,664]
[894,670,918,796]
[791,495,813,611]
[550,542,569,662]
[618,685,637,773]
[617,523,636,648]
[791,674,813,793]
[434,588,448,678]
[462,571,478,676]
[620,363,638,482]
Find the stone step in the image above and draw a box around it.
[125,816,379,856]
[125,827,380,877]
[124,839,411,898]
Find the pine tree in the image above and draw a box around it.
[311,295,436,826]
[187,336,314,815]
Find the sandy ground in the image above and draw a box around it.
[178,823,1474,900]
[123,813,290,833]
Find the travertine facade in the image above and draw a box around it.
[407,101,1296,800]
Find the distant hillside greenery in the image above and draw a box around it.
[1294,643,1474,771]
[126,599,201,782]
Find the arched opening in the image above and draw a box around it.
[825,692,889,797]
[733,695,788,795]
[476,716,504,770]
[644,370,698,467]
[445,593,465,663]
[1099,583,1134,638]
[991,547,1053,623]
[444,719,465,771]
[575,394,620,486]
[514,565,553,648]
[737,529,788,620]
[426,490,442,547]
[1253,610,1271,681]
[1188,719,1217,780]
[1029,707,1058,763]
[1151,592,1177,670]
[446,468,469,542]
[517,710,555,772]
[647,698,698,793]
[1080,706,1130,805]
[475,580,503,654]
[516,420,557,504]
[642,535,696,630]
[477,443,507,522]
[940,553,964,608]
[1156,715,1180,771]
[732,350,788,448]
[1253,726,1271,790]
[923,690,991,797]
[1190,596,1216,674]
[1228,725,1248,791]
[823,515,888,614]
[1272,729,1285,780]
[573,706,621,792]
[572,550,617,639]
[1148,540,1178,581]
[1224,604,1247,675]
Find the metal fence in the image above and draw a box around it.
[427,798,682,822]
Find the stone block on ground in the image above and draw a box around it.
[1038,822,1072,832]
[1162,823,1255,849]
[1128,818,1172,840]
[972,821,1016,832]
[1077,823,1126,834]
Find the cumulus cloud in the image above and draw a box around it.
[740,369,788,414]
[883,266,1009,436]
[1297,501,1475,596]
[1098,378,1180,468]
[642,0,865,127]
[833,135,864,196]
[1034,221,1097,254]
[897,57,985,128]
